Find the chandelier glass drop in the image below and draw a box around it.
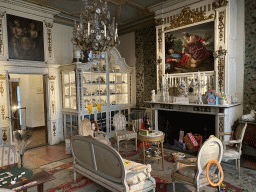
[73,0,119,54]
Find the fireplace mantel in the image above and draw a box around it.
[145,101,241,141]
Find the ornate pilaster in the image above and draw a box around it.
[0,12,5,57]
[45,22,54,63]
[76,69,83,111]
[158,28,162,53]
[0,74,8,127]
[48,75,56,115]
[214,46,227,93]
[218,11,225,42]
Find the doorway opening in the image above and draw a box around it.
[9,74,48,148]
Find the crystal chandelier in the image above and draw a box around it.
[73,0,119,54]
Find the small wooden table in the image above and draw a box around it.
[138,132,165,170]
[0,167,55,192]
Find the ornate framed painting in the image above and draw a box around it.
[165,21,214,74]
[7,14,44,61]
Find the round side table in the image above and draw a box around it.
[138,132,165,170]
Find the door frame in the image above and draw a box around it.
[7,72,50,144]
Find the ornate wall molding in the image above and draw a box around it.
[53,121,56,137]
[213,0,229,9]
[158,28,162,53]
[0,82,4,97]
[214,46,227,93]
[50,81,55,95]
[0,12,5,56]
[48,75,56,80]
[45,22,53,61]
[1,105,5,120]
[217,57,225,93]
[218,11,225,42]
[51,101,55,114]
[164,7,215,31]
[219,116,225,141]
[158,64,162,90]
[77,69,83,111]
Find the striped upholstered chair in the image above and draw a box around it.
[0,143,18,169]
[113,113,137,152]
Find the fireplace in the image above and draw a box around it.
[158,110,215,148]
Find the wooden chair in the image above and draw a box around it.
[171,136,223,192]
[80,118,111,146]
[222,122,247,178]
[113,113,137,152]
[0,143,18,170]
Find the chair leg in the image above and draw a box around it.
[172,181,175,192]
[218,184,221,191]
[74,171,77,183]
[135,138,137,151]
[117,141,120,152]
[236,159,238,169]
[238,159,240,178]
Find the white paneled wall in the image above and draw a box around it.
[52,23,74,65]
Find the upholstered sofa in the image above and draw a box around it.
[71,136,156,192]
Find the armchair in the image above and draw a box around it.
[222,122,247,178]
[79,118,111,146]
[113,113,137,152]
[0,143,18,169]
[171,136,223,192]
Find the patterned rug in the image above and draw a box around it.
[24,145,256,192]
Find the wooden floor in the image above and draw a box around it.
[26,126,48,149]
[24,142,71,170]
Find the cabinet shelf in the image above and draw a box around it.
[60,47,133,139]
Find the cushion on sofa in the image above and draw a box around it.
[129,179,154,191]
[126,171,147,185]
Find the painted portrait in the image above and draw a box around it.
[7,14,44,61]
[165,21,214,74]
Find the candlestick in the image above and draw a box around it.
[104,24,106,38]
[203,72,205,85]
[88,22,90,36]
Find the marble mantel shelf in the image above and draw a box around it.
[146,101,241,140]
[145,101,241,108]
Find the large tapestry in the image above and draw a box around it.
[244,0,256,114]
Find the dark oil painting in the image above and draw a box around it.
[7,14,44,61]
[165,21,214,74]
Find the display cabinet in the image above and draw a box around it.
[60,48,134,139]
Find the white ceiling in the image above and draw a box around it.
[23,0,166,30]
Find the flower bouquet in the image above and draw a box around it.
[13,130,32,167]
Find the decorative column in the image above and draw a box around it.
[0,74,8,143]
[48,75,59,145]
[0,12,5,60]
[44,21,54,64]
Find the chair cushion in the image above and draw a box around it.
[113,114,126,131]
[223,149,240,159]
[94,137,111,146]
[116,131,137,141]
[126,172,147,185]
[129,179,154,192]
[177,163,197,178]
[124,159,151,185]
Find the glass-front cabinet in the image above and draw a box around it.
[60,48,134,138]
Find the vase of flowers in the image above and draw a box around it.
[14,130,32,168]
